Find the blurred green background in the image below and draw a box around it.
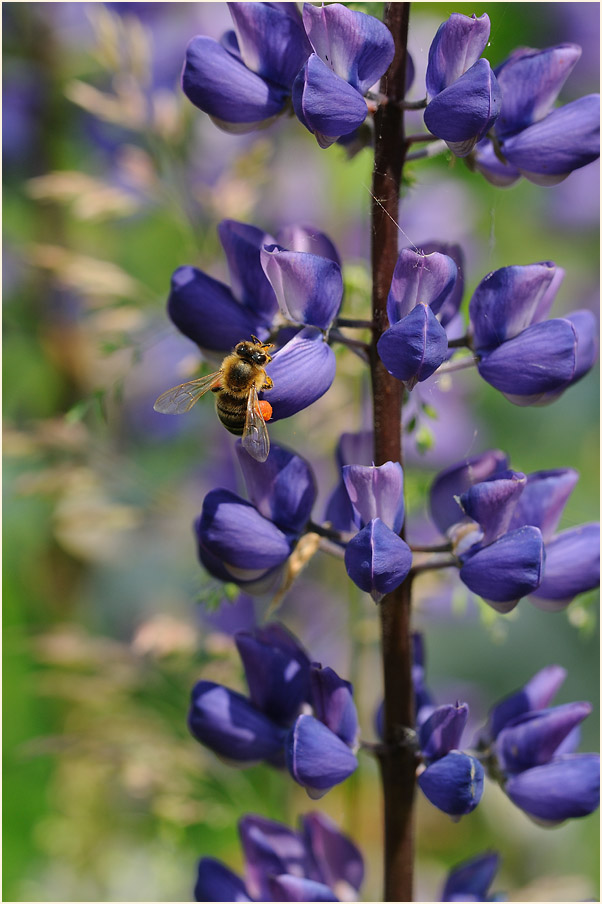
[3,3,599,901]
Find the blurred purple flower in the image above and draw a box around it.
[476,666,600,824]
[441,851,502,902]
[195,810,363,902]
[430,452,599,613]
[188,620,359,797]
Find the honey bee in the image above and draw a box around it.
[153,337,274,462]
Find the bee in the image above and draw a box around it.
[153,337,274,462]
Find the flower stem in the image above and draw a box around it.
[370,4,417,901]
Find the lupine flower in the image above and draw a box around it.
[441,851,502,902]
[476,665,600,825]
[423,13,501,157]
[183,3,311,133]
[376,247,459,388]
[417,701,485,817]
[340,462,413,602]
[508,468,600,611]
[429,453,544,611]
[168,219,341,420]
[194,810,364,902]
[292,3,395,148]
[471,44,600,186]
[188,621,358,797]
[468,261,598,406]
[430,450,600,612]
[195,443,316,592]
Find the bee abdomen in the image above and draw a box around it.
[216,393,246,435]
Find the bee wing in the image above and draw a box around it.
[153,372,221,414]
[241,383,270,462]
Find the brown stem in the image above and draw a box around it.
[370,4,417,902]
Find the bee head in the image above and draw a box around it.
[235,339,272,366]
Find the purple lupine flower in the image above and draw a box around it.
[168,220,341,420]
[195,810,363,902]
[188,620,358,796]
[196,443,317,591]
[507,469,600,611]
[441,851,501,902]
[476,666,600,825]
[341,462,413,602]
[417,703,485,817]
[292,3,395,148]
[183,3,311,133]
[376,248,458,388]
[471,44,600,186]
[430,452,600,612]
[468,262,598,405]
[429,455,545,611]
[423,14,501,157]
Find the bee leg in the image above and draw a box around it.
[262,376,274,391]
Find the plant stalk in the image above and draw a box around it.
[370,4,417,901]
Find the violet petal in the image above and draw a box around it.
[183,35,288,127]
[194,858,252,903]
[342,461,405,532]
[505,754,600,823]
[494,44,582,139]
[426,13,491,99]
[377,303,449,386]
[286,714,358,796]
[302,2,395,95]
[459,526,544,604]
[262,327,336,420]
[429,450,510,537]
[469,262,557,352]
[261,244,343,329]
[188,681,285,761]
[386,248,458,323]
[477,319,577,399]
[530,523,600,609]
[236,443,317,536]
[344,518,412,603]
[418,751,484,816]
[168,266,267,351]
[293,54,368,148]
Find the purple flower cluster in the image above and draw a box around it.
[376,246,598,405]
[194,811,363,902]
[377,635,599,825]
[169,220,341,422]
[430,450,600,612]
[188,622,358,799]
[477,665,600,824]
[183,2,395,148]
[423,13,600,184]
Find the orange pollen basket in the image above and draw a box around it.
[257,400,273,421]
